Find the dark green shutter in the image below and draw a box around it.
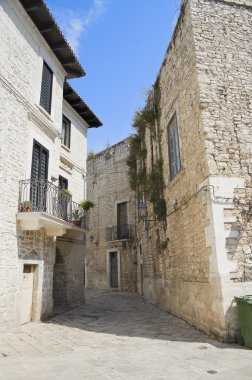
[31,141,48,209]
[40,61,53,114]
[61,116,71,148]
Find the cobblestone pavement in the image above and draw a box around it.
[0,289,252,380]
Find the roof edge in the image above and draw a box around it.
[19,0,85,78]
[63,82,102,129]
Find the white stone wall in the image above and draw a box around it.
[0,0,77,330]
[59,100,88,203]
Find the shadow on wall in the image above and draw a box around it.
[46,289,247,350]
[225,299,240,340]
[53,247,67,307]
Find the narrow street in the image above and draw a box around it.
[0,289,252,380]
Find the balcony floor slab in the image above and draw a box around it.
[17,212,86,237]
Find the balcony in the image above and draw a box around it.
[17,179,89,236]
[105,224,134,242]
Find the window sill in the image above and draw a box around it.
[61,144,70,153]
[28,106,58,141]
[36,104,53,122]
[168,167,186,187]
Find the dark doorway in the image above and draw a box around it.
[110,252,118,288]
[117,202,128,239]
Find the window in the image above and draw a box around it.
[40,61,53,114]
[167,113,181,179]
[31,140,49,210]
[61,115,71,148]
[117,202,128,239]
[59,175,68,190]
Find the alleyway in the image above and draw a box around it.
[0,290,252,380]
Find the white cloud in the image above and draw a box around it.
[53,0,109,55]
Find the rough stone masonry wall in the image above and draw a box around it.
[191,0,252,284]
[0,82,30,330]
[86,139,137,291]
[54,232,85,306]
[17,226,56,321]
[0,85,56,328]
[136,0,227,338]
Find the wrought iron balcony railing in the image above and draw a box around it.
[105,224,134,241]
[18,179,89,229]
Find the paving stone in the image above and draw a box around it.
[0,289,251,379]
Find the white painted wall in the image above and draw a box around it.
[0,0,66,184]
[59,100,88,203]
[0,0,87,330]
[201,175,252,338]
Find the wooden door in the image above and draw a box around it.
[110,252,118,288]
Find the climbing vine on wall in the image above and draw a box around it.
[127,83,167,221]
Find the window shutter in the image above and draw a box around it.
[40,61,53,114]
[61,120,66,145]
[31,141,48,210]
[40,149,48,180]
[65,122,71,148]
[173,115,181,174]
[168,114,181,179]
[168,123,176,178]
[61,116,71,148]
[31,143,40,181]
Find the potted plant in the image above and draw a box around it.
[79,200,95,211]
[20,201,31,212]
[72,210,81,226]
[61,188,72,198]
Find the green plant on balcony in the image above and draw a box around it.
[72,210,81,226]
[61,188,72,198]
[20,201,32,212]
[79,200,95,211]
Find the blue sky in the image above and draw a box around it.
[46,0,180,153]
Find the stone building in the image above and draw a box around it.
[131,0,252,342]
[86,139,137,292]
[86,0,252,342]
[0,0,102,330]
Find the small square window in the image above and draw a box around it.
[167,113,181,180]
[61,115,71,148]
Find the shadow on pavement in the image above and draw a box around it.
[48,289,248,351]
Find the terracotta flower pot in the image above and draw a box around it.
[73,220,81,227]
